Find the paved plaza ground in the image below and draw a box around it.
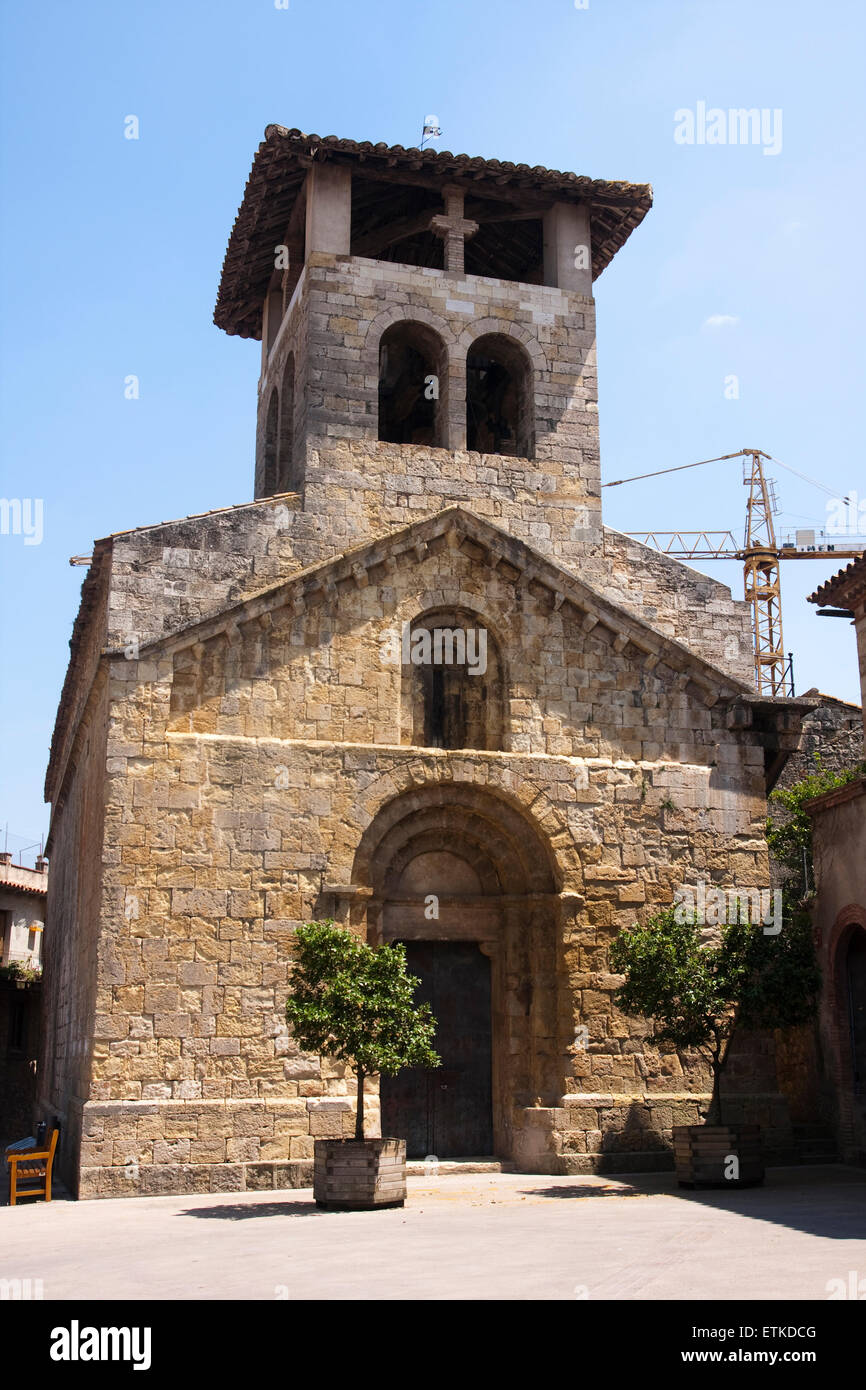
[2,1165,865,1301]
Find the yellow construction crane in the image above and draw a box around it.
[604,447,865,697]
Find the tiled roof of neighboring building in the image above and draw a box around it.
[215,126,653,338]
[808,554,866,608]
[800,687,862,711]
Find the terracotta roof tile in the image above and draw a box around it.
[215,126,652,338]
[808,554,866,607]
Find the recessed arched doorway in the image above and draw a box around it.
[845,927,866,1094]
[821,910,866,1165]
[350,784,561,1161]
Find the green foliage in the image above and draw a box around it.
[734,908,820,1032]
[286,920,440,1139]
[611,908,740,1052]
[0,961,42,985]
[610,905,819,1122]
[767,763,862,903]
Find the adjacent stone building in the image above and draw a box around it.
[806,559,866,1165]
[770,690,862,792]
[40,127,816,1198]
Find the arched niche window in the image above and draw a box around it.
[378,322,446,447]
[466,333,533,458]
[263,388,279,496]
[846,929,866,1092]
[266,279,284,356]
[401,608,506,751]
[278,353,296,492]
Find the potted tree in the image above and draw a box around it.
[286,920,440,1209]
[610,905,819,1187]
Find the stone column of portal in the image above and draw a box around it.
[542,202,592,294]
[429,185,479,274]
[304,163,352,256]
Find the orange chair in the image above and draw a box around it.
[7,1128,59,1205]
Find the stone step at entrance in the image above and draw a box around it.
[406,1157,515,1177]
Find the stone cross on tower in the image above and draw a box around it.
[429,185,479,274]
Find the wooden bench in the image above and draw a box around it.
[7,1128,59,1205]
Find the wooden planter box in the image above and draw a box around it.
[313,1138,406,1209]
[673,1124,764,1188]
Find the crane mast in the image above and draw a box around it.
[614,447,866,697]
[742,449,786,695]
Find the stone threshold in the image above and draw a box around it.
[406,1157,515,1176]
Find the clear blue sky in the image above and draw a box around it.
[1,0,864,865]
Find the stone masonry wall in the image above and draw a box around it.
[69,525,794,1197]
[160,534,749,765]
[771,692,862,794]
[104,500,324,654]
[247,253,753,680]
[593,530,755,687]
[257,253,604,563]
[254,266,311,498]
[809,782,866,1164]
[38,672,110,1194]
[96,508,754,713]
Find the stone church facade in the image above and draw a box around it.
[40,127,812,1198]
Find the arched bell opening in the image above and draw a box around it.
[278,353,297,492]
[261,388,279,497]
[377,321,448,447]
[466,332,534,458]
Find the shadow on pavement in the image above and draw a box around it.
[178,1198,334,1220]
[520,1164,866,1240]
[519,1182,668,1200]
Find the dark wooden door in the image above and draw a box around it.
[847,931,866,1089]
[380,941,493,1158]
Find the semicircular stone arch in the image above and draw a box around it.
[349,776,569,895]
[364,305,457,450]
[392,589,512,664]
[455,316,548,375]
[362,303,458,377]
[821,905,866,1163]
[373,804,544,897]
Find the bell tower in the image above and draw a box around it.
[214,126,651,568]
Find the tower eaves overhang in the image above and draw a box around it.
[215,125,653,339]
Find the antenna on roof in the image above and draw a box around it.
[419,115,442,150]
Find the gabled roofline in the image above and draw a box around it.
[107,505,751,705]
